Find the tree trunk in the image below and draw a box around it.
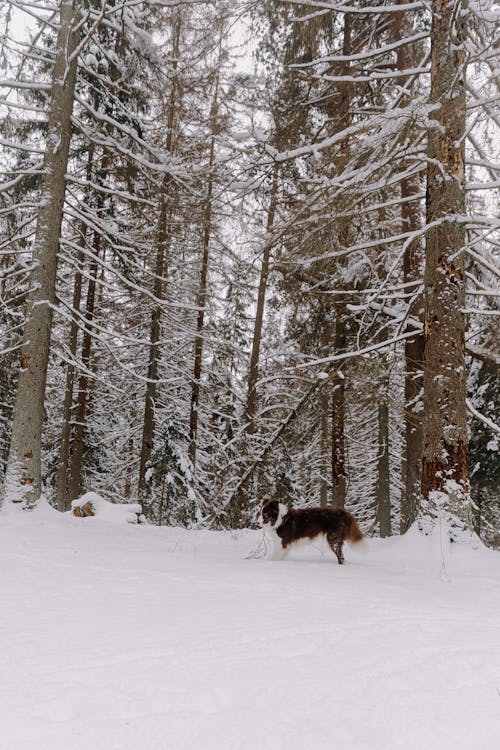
[55,146,94,512]
[394,4,425,532]
[331,13,351,510]
[1,0,81,509]
[376,388,392,537]
[124,436,134,499]
[422,0,469,527]
[331,362,346,508]
[189,61,221,466]
[244,163,279,434]
[67,231,100,502]
[319,387,329,507]
[55,245,84,512]
[138,196,171,505]
[138,13,181,506]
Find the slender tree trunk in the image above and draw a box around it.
[138,196,170,503]
[331,364,346,508]
[67,231,100,502]
[56,147,94,512]
[422,0,469,527]
[376,385,392,537]
[138,13,181,505]
[319,387,329,507]
[55,245,85,511]
[331,12,351,510]
[229,163,279,525]
[1,0,81,508]
[394,5,425,532]
[244,163,279,434]
[124,436,134,499]
[401,304,424,531]
[189,62,221,466]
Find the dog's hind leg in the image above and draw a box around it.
[326,532,344,565]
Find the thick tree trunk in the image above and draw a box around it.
[1,0,81,508]
[422,0,469,527]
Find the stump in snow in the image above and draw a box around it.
[72,500,95,518]
[71,492,144,524]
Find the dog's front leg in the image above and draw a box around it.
[270,542,286,561]
[266,530,286,560]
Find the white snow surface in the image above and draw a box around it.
[1,503,499,750]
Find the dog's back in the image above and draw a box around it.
[260,498,363,564]
[278,506,364,546]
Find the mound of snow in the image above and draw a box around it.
[71,492,144,524]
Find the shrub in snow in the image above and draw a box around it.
[468,359,500,548]
[146,413,197,526]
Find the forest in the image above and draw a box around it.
[0,0,499,545]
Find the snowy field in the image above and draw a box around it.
[1,504,499,750]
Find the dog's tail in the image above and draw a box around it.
[346,512,364,545]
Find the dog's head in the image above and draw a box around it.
[259,499,288,529]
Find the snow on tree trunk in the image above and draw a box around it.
[421,0,470,532]
[1,0,81,509]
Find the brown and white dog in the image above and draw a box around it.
[259,499,364,564]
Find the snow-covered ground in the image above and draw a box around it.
[1,503,499,750]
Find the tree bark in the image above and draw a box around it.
[2,0,81,508]
[189,60,221,466]
[55,146,94,512]
[67,231,100,502]
[244,163,279,434]
[376,387,392,537]
[422,0,469,526]
[319,387,329,506]
[393,3,425,532]
[331,357,346,508]
[138,196,171,504]
[55,244,85,512]
[330,12,351,510]
[138,12,181,504]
